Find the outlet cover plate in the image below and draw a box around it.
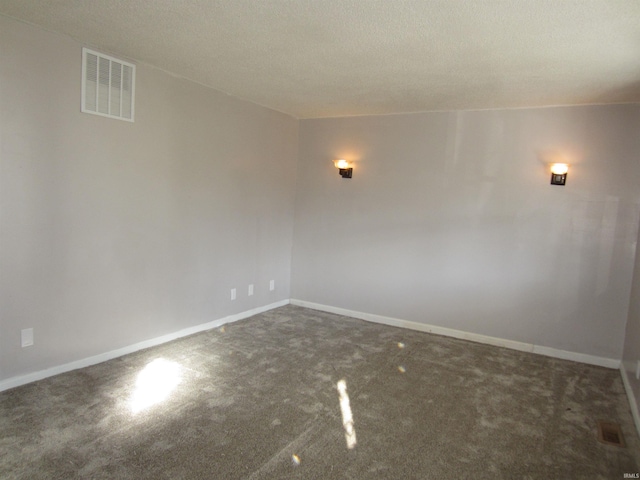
[21,328,34,347]
[636,360,640,380]
[248,284,254,296]
[231,288,236,300]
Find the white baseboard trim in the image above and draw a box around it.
[620,364,640,439]
[0,299,289,393]
[290,299,620,369]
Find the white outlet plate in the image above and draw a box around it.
[230,288,236,300]
[248,284,254,296]
[21,328,34,347]
[636,360,640,380]
[269,280,275,291]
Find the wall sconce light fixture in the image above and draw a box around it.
[334,159,353,178]
[550,163,568,185]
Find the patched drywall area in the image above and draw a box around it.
[292,106,640,361]
[0,15,298,382]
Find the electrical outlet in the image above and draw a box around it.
[269,279,275,291]
[248,284,254,296]
[21,328,34,348]
[636,360,640,380]
[230,288,236,301]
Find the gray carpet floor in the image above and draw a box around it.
[1,305,639,479]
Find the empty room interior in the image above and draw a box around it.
[2,1,640,478]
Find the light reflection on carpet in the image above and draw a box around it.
[337,379,357,449]
[129,358,182,413]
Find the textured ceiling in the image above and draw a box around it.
[1,1,640,118]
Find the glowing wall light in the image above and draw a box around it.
[550,163,568,185]
[334,159,353,179]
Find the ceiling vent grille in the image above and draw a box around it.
[81,48,135,122]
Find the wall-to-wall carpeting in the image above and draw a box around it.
[1,306,638,479]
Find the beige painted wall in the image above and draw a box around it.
[623,218,640,421]
[292,106,640,360]
[0,16,298,382]
[3,13,640,388]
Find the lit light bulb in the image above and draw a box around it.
[335,159,349,169]
[550,163,569,175]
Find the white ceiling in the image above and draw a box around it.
[2,1,640,118]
